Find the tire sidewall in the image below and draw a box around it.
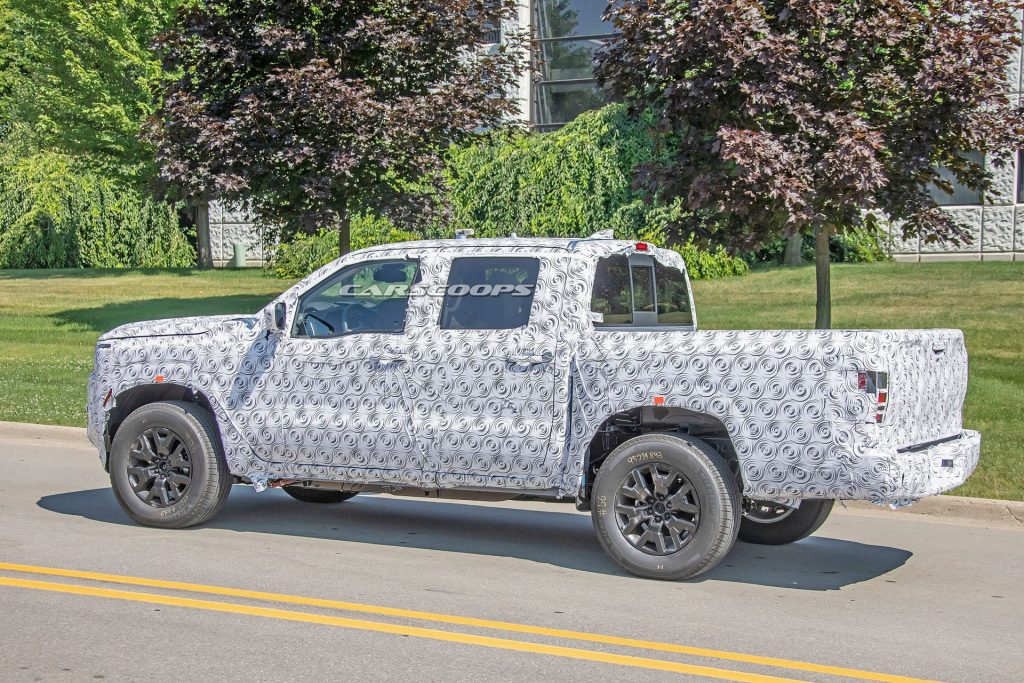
[592,435,736,579]
[739,499,834,545]
[109,403,221,527]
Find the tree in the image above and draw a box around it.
[5,0,179,186]
[596,0,1024,327]
[154,0,527,254]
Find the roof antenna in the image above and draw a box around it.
[454,229,475,240]
[589,229,614,239]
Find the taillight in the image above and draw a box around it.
[858,370,889,424]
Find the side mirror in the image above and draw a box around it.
[273,302,287,333]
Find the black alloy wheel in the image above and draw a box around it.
[613,462,701,556]
[127,427,193,508]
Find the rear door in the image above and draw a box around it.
[405,253,563,490]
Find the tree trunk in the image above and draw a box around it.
[814,223,831,330]
[783,233,802,266]
[194,201,213,270]
[337,207,351,256]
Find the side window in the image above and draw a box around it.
[293,259,419,337]
[591,254,693,328]
[655,261,693,326]
[440,257,540,330]
[591,254,633,325]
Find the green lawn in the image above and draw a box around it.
[0,262,1020,500]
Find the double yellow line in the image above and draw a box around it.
[0,562,939,683]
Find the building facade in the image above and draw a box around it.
[206,2,1024,265]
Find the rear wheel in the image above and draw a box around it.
[282,487,358,504]
[109,401,232,528]
[591,433,741,580]
[738,499,834,545]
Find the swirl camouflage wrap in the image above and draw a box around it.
[87,236,980,507]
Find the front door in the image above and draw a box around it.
[252,257,426,486]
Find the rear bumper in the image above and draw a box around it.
[852,430,981,505]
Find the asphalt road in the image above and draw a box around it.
[0,431,1021,683]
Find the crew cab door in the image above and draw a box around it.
[252,256,428,486]
[404,253,564,489]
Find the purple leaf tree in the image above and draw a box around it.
[152,0,526,254]
[597,0,1024,327]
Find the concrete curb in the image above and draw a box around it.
[0,420,89,445]
[841,497,1024,527]
[1,420,1021,526]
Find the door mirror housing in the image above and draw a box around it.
[272,302,287,333]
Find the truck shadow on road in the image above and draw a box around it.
[38,487,912,591]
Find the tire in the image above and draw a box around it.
[109,401,232,529]
[591,433,741,580]
[738,499,834,545]
[282,487,358,504]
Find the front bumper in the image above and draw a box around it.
[853,430,981,505]
[86,371,108,468]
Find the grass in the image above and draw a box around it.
[0,262,1020,500]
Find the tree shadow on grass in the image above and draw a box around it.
[52,294,280,333]
[38,486,912,590]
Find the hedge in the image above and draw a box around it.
[0,150,194,268]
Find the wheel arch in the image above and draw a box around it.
[579,405,743,507]
[103,383,220,469]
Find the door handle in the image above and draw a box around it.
[507,350,553,365]
[372,350,406,365]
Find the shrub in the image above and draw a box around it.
[441,103,676,242]
[270,214,419,279]
[745,228,891,266]
[0,150,194,268]
[672,240,750,279]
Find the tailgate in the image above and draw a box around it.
[879,329,968,449]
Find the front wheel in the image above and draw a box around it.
[591,433,741,580]
[738,499,834,545]
[109,401,232,529]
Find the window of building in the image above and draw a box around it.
[440,257,540,330]
[1017,151,1024,204]
[532,0,616,130]
[928,151,984,206]
[591,254,693,328]
[294,260,419,337]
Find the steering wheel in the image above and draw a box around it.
[303,312,335,336]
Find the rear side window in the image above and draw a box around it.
[591,254,693,328]
[655,261,694,326]
[590,255,633,324]
[440,257,540,330]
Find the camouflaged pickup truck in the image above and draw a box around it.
[88,233,980,579]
